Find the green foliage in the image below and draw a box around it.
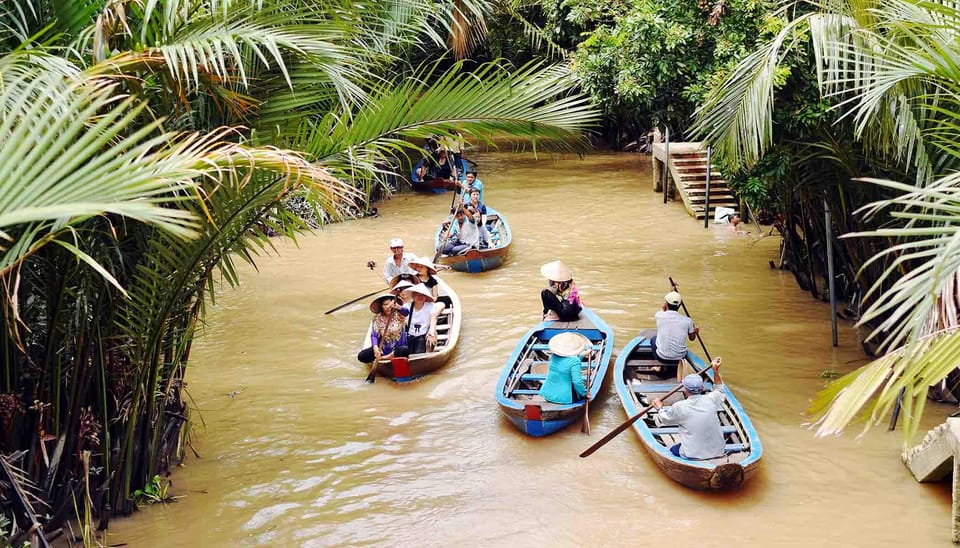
[564,0,774,145]
[133,475,172,506]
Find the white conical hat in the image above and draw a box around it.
[408,256,438,275]
[540,260,573,282]
[548,332,590,357]
[403,283,435,302]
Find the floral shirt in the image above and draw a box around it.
[370,311,408,355]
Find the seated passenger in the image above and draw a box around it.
[650,291,699,365]
[652,357,726,460]
[459,170,484,202]
[409,257,442,299]
[466,188,491,247]
[442,205,480,256]
[401,284,446,354]
[539,332,591,404]
[357,294,410,382]
[539,260,582,321]
[381,237,417,283]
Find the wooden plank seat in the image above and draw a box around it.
[531,343,602,352]
[649,425,739,436]
[520,366,598,383]
[632,383,682,392]
[512,389,541,395]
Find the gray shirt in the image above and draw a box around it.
[658,386,727,459]
[654,309,695,360]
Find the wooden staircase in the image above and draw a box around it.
[652,143,738,220]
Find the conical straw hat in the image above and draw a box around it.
[403,283,435,302]
[369,293,401,314]
[540,260,573,282]
[408,257,438,275]
[548,332,590,357]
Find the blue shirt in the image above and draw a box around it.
[460,178,484,202]
[539,354,588,404]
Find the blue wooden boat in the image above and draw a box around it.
[495,308,614,436]
[433,206,511,273]
[614,332,762,489]
[410,157,470,192]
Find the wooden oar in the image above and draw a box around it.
[668,276,713,362]
[581,347,595,435]
[433,194,464,263]
[324,287,387,315]
[325,262,385,315]
[579,361,718,458]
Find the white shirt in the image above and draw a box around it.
[403,302,437,336]
[382,252,417,283]
[450,218,480,247]
[658,386,727,459]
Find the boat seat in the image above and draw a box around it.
[531,343,602,352]
[631,383,680,393]
[521,374,546,382]
[724,443,748,452]
[649,425,738,436]
[511,389,541,396]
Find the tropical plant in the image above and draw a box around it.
[0,0,598,540]
[691,0,960,440]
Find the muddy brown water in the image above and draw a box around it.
[110,152,953,546]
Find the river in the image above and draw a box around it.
[109,152,953,546]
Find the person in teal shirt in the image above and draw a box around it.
[539,332,591,404]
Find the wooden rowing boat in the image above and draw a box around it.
[433,206,512,273]
[613,332,762,489]
[362,277,462,382]
[409,157,469,192]
[495,307,614,436]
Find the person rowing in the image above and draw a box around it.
[357,293,410,382]
[381,237,417,284]
[652,357,727,460]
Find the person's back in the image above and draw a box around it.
[651,291,697,363]
[538,332,589,404]
[653,360,727,459]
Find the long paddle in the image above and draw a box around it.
[324,262,386,315]
[581,347,595,435]
[433,194,464,263]
[668,276,713,362]
[579,360,719,458]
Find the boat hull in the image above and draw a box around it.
[361,277,461,382]
[494,308,614,437]
[614,334,762,489]
[410,158,469,192]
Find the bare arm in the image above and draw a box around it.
[711,357,723,386]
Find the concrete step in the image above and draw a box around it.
[688,195,737,203]
[683,180,728,187]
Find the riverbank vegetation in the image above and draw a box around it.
[0,0,597,543]
[526,0,960,440]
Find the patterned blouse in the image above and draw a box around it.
[370,310,408,355]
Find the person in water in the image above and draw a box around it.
[357,293,410,381]
[539,332,592,404]
[381,237,417,283]
[539,260,582,321]
[652,357,727,460]
[650,291,699,366]
[401,283,446,354]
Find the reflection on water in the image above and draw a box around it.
[110,152,952,546]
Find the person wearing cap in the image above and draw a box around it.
[539,332,592,404]
[650,291,699,366]
[442,205,480,256]
[381,237,417,283]
[357,294,410,373]
[539,260,582,322]
[652,357,726,459]
[401,283,446,354]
